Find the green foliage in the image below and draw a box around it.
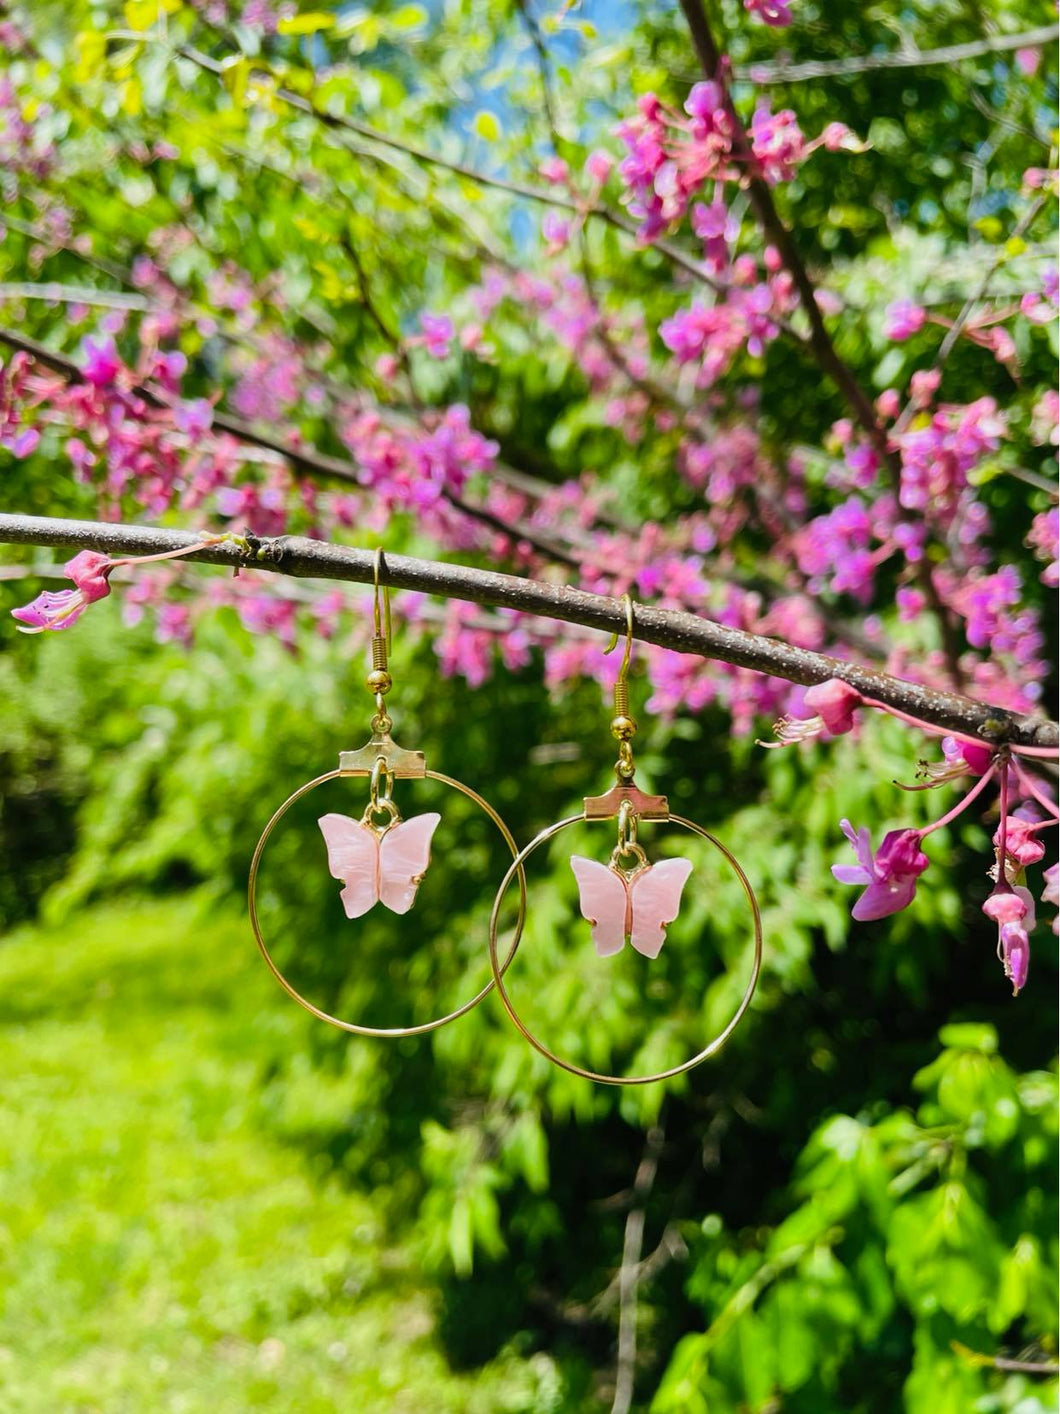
[0,896,565,1413]
[0,580,1056,1408]
[654,1024,1058,1413]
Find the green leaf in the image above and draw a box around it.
[937,1023,997,1054]
[472,110,502,142]
[448,1195,474,1277]
[277,12,336,35]
[389,5,428,29]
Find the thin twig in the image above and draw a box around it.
[952,1340,1060,1376]
[611,1123,666,1414]
[1,512,1056,748]
[513,0,562,142]
[733,23,1060,85]
[0,281,150,311]
[894,195,1049,436]
[177,43,799,318]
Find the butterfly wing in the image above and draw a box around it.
[629,858,693,959]
[570,856,631,957]
[378,812,441,915]
[318,813,380,919]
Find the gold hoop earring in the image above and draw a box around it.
[248,548,526,1037]
[487,594,762,1085]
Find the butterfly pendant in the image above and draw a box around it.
[570,854,693,959]
[318,811,441,919]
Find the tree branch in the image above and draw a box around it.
[676,0,889,464]
[0,325,362,484]
[0,327,579,568]
[675,0,968,686]
[1,513,1055,748]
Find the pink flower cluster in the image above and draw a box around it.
[189,0,295,31]
[0,75,56,180]
[1027,508,1059,587]
[894,397,1005,521]
[615,83,860,247]
[340,403,498,512]
[660,274,795,384]
[829,743,1057,994]
[616,87,736,244]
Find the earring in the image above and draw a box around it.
[248,548,525,1036]
[487,594,762,1085]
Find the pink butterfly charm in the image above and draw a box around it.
[570,855,693,959]
[318,812,441,919]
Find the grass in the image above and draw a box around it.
[0,895,564,1414]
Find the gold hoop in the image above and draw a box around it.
[249,768,526,1037]
[487,811,762,1086]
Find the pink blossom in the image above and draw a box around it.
[1020,265,1059,324]
[1027,508,1059,588]
[767,677,862,746]
[538,157,569,185]
[994,816,1046,869]
[10,426,39,457]
[542,211,570,254]
[745,0,792,24]
[804,678,861,735]
[895,397,1004,522]
[175,398,214,438]
[750,106,805,183]
[942,736,994,776]
[1022,167,1058,192]
[80,336,121,387]
[884,299,926,341]
[1030,390,1059,446]
[236,593,297,648]
[983,884,1036,994]
[155,601,193,647]
[896,587,925,622]
[585,150,613,184]
[12,549,114,633]
[215,483,288,536]
[819,122,865,152]
[684,82,724,126]
[690,199,738,268]
[908,368,941,406]
[1042,863,1059,936]
[420,313,454,359]
[833,821,929,920]
[793,497,876,601]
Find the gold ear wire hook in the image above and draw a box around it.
[372,547,392,661]
[605,593,637,780]
[605,592,635,721]
[367,548,394,732]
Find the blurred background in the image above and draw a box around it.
[1,0,1058,1409]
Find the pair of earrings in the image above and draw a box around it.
[248,552,762,1086]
